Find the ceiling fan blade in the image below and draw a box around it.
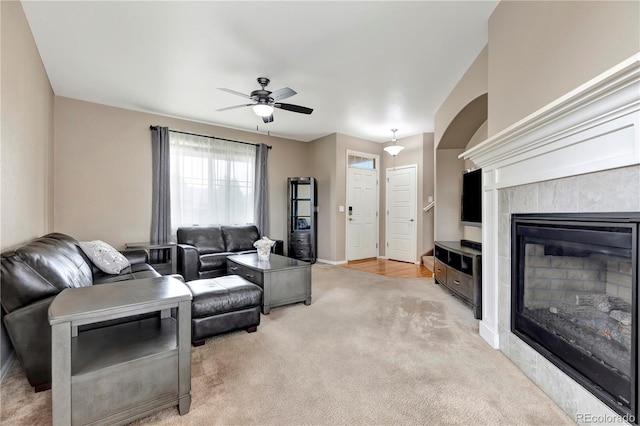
[216,104,253,112]
[275,103,313,114]
[262,114,274,123]
[218,88,251,99]
[270,87,297,101]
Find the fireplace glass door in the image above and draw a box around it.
[512,214,638,421]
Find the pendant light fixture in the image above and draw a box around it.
[383,129,404,156]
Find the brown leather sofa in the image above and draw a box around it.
[0,233,162,391]
[176,225,283,281]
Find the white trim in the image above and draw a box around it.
[316,258,348,265]
[345,149,380,262]
[479,322,499,349]
[461,53,640,174]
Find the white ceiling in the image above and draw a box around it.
[21,1,498,143]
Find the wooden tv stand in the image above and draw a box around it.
[434,241,482,319]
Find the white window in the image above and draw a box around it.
[348,154,376,170]
[170,132,255,232]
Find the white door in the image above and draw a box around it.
[386,165,417,263]
[347,167,378,260]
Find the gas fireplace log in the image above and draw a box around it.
[527,307,631,376]
[550,303,631,352]
[609,309,631,326]
[574,294,630,313]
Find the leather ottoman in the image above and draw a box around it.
[185,275,263,346]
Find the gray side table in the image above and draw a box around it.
[125,242,178,275]
[227,253,311,314]
[48,276,192,425]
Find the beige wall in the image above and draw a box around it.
[435,46,488,147]
[1,0,55,376]
[433,1,639,244]
[54,97,309,249]
[307,133,337,261]
[1,1,54,250]
[433,46,488,244]
[421,133,435,254]
[488,0,640,136]
[434,149,464,242]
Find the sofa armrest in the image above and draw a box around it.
[177,244,199,282]
[271,239,284,255]
[167,274,185,283]
[3,296,56,390]
[121,249,149,265]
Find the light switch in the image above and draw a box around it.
[339,205,345,212]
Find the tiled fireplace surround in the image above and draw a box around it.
[462,54,640,424]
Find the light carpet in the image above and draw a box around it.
[0,264,573,425]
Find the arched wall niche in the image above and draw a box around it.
[438,93,488,150]
[435,93,487,242]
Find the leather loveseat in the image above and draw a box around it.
[176,225,283,281]
[0,233,162,391]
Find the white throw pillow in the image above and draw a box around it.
[79,240,131,274]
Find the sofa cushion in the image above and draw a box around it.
[221,225,260,252]
[0,233,93,313]
[199,252,232,272]
[177,226,226,255]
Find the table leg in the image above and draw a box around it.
[51,322,72,425]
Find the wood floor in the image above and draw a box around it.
[342,258,433,278]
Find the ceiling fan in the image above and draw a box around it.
[216,77,313,123]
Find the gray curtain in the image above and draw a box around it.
[150,126,171,261]
[254,143,269,236]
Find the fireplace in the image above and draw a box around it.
[458,55,640,421]
[512,213,639,421]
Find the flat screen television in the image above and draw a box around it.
[461,168,482,226]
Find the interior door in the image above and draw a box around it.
[386,165,417,263]
[347,167,378,260]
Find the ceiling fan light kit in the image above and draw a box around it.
[384,129,405,156]
[253,104,274,117]
[217,77,313,124]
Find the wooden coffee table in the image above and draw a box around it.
[226,253,311,314]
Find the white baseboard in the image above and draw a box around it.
[377,256,420,265]
[479,321,500,349]
[316,259,347,265]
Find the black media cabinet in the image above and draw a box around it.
[434,241,482,319]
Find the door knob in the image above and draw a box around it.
[409,219,414,222]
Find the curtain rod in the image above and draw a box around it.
[149,126,272,149]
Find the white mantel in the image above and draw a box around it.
[462,53,640,349]
[459,54,640,423]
